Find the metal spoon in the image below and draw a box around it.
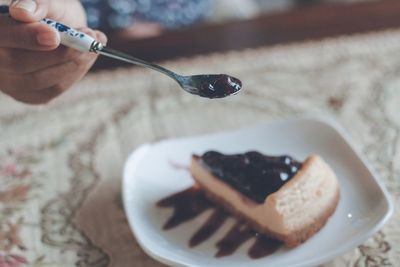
[97,46,243,98]
[39,16,243,99]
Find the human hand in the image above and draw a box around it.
[0,0,107,104]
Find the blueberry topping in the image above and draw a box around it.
[200,151,302,203]
[192,74,242,99]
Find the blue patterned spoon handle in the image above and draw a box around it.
[41,18,103,52]
[0,5,103,52]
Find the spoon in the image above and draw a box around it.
[96,46,242,98]
[0,4,241,99]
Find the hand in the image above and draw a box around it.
[0,0,107,105]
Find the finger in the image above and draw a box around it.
[1,29,100,91]
[1,52,96,105]
[94,30,108,46]
[0,27,102,74]
[0,30,101,105]
[0,18,60,50]
[0,46,82,74]
[52,51,98,91]
[10,0,66,23]
[2,49,97,105]
[2,85,64,105]
[3,52,96,92]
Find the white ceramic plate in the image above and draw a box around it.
[122,117,393,267]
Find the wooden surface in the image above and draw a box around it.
[94,0,400,70]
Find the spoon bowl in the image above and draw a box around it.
[178,74,242,99]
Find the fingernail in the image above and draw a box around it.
[37,32,59,46]
[11,0,37,13]
[96,31,108,45]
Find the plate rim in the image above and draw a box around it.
[122,115,394,267]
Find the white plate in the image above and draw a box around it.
[122,117,393,267]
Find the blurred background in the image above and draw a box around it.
[88,0,374,33]
[185,0,372,25]
[89,0,386,69]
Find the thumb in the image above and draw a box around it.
[0,18,60,50]
[10,0,65,23]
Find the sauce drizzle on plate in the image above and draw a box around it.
[157,187,281,259]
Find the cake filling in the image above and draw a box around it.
[199,151,302,203]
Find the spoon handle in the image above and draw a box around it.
[97,47,179,80]
[40,18,179,80]
[40,18,100,52]
[0,6,101,52]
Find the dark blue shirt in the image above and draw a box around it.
[81,0,211,32]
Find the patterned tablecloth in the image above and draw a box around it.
[0,29,399,267]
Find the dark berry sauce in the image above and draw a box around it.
[157,187,281,259]
[192,74,242,99]
[200,151,302,203]
[157,187,212,230]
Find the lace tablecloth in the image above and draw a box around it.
[0,29,399,267]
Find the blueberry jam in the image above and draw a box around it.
[191,74,242,98]
[200,151,302,203]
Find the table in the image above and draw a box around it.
[1,3,400,267]
[1,29,400,267]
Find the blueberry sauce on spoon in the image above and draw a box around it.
[182,74,243,99]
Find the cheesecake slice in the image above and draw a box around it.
[190,151,339,247]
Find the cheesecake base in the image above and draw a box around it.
[195,177,339,247]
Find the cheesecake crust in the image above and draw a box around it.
[195,176,339,247]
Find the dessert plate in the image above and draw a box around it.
[122,117,393,267]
